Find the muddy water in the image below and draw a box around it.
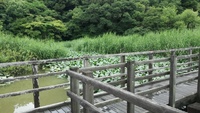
[0,76,69,113]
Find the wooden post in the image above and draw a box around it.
[169,54,177,107]
[84,57,90,67]
[32,63,40,108]
[120,55,126,87]
[197,54,200,102]
[127,61,135,113]
[188,49,192,72]
[70,67,80,113]
[83,71,94,113]
[148,53,153,82]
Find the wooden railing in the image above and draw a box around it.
[0,47,200,113]
[65,52,199,113]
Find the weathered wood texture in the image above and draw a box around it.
[120,55,126,87]
[1,47,199,68]
[0,83,69,98]
[1,47,199,113]
[127,61,135,113]
[0,71,66,83]
[188,49,193,72]
[70,67,80,113]
[79,63,126,72]
[84,58,90,67]
[28,73,198,113]
[67,91,103,113]
[25,101,70,113]
[0,57,85,68]
[136,66,168,73]
[177,53,198,60]
[135,58,170,65]
[83,71,94,113]
[198,54,200,102]
[86,47,200,59]
[32,63,40,108]
[169,55,177,107]
[148,53,153,82]
[66,70,185,113]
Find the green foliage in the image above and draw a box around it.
[0,31,68,61]
[66,27,200,54]
[178,9,200,29]
[2,0,65,40]
[0,31,69,76]
[181,0,199,11]
[0,0,200,40]
[21,16,66,40]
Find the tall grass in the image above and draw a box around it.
[65,28,200,54]
[0,32,68,63]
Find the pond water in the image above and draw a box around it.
[0,76,69,113]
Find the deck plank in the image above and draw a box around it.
[51,110,59,113]
[44,110,51,113]
[30,72,198,113]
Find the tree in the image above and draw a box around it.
[2,0,65,40]
[178,9,200,29]
[181,0,199,11]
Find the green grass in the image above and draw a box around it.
[0,31,69,63]
[0,31,69,76]
[65,28,200,54]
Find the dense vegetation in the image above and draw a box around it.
[66,28,200,54]
[0,0,200,64]
[0,0,200,40]
[0,31,68,63]
[0,31,68,76]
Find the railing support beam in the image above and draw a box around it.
[83,71,94,113]
[169,54,177,107]
[197,54,200,102]
[120,55,126,87]
[84,57,90,67]
[70,67,80,113]
[188,49,193,72]
[32,63,40,108]
[148,53,153,82]
[127,61,135,113]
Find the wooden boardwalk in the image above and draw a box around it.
[1,47,200,113]
[38,73,198,113]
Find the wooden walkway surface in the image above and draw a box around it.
[1,47,199,113]
[37,72,198,113]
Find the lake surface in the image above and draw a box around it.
[0,76,68,113]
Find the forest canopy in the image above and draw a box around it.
[0,0,200,41]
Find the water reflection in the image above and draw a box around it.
[14,102,34,113]
[0,76,68,113]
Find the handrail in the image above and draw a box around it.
[0,53,198,94]
[79,63,126,72]
[0,48,199,113]
[0,83,69,98]
[67,91,103,113]
[0,57,86,68]
[66,70,186,113]
[86,47,200,59]
[134,58,170,65]
[177,53,199,60]
[0,71,66,83]
[0,47,199,68]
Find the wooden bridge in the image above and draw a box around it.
[0,47,200,113]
